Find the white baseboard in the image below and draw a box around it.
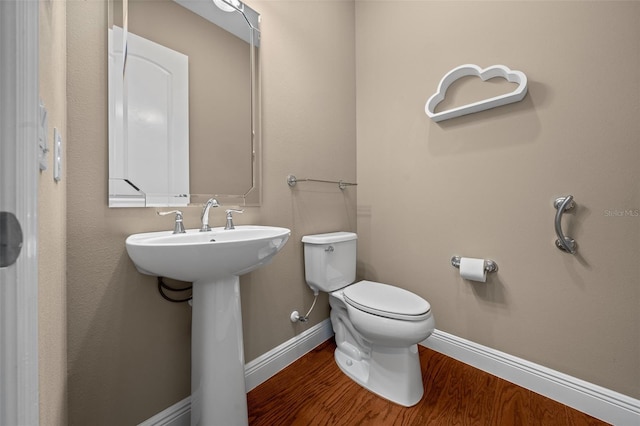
[138,319,334,426]
[138,396,191,426]
[141,325,639,426]
[245,318,334,391]
[422,329,640,425]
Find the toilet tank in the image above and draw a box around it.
[302,232,357,293]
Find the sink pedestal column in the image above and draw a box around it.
[191,276,248,426]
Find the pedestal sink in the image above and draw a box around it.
[125,226,291,425]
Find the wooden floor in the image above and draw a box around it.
[247,340,609,425]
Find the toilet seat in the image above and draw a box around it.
[342,280,431,321]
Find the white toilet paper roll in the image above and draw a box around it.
[459,257,487,282]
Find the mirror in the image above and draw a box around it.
[108,0,261,207]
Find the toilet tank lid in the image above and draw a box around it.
[302,232,357,244]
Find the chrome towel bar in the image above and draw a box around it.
[287,174,357,190]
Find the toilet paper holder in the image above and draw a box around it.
[451,256,498,273]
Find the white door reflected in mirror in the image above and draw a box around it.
[108,26,190,207]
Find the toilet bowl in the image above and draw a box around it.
[302,232,435,407]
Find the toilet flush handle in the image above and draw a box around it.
[325,246,334,253]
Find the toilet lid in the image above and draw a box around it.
[342,280,431,321]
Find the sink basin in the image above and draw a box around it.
[125,225,290,282]
[125,224,290,425]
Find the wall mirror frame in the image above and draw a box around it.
[108,0,261,207]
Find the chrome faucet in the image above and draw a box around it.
[200,198,220,232]
[224,209,244,230]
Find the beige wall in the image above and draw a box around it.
[64,0,638,423]
[66,0,355,424]
[39,0,68,424]
[240,0,357,360]
[356,0,639,399]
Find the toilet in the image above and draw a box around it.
[302,231,435,407]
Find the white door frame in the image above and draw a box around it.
[0,0,40,424]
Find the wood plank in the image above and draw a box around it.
[247,339,610,425]
[490,379,531,425]
[529,389,571,425]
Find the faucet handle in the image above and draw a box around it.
[224,209,244,230]
[157,210,186,234]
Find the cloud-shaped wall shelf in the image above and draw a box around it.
[425,64,528,122]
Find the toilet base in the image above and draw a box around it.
[334,343,424,407]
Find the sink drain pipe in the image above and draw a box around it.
[157,277,192,303]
